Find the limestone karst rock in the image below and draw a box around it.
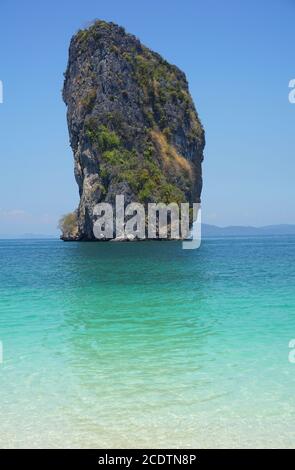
[62,20,205,240]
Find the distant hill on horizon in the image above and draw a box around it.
[0,233,58,240]
[1,224,295,239]
[202,224,295,237]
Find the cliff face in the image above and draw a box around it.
[62,20,205,240]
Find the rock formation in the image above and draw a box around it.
[61,20,205,240]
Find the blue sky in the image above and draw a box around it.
[0,0,294,235]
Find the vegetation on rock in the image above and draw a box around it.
[58,212,79,240]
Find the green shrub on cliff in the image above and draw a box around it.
[85,121,120,152]
[102,148,135,165]
[138,180,157,202]
[80,89,97,112]
[58,212,78,239]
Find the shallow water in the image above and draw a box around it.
[0,237,295,448]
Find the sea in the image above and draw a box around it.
[0,236,294,448]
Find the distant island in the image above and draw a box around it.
[1,224,295,239]
[202,224,295,237]
[0,234,57,239]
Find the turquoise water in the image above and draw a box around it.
[0,237,295,448]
